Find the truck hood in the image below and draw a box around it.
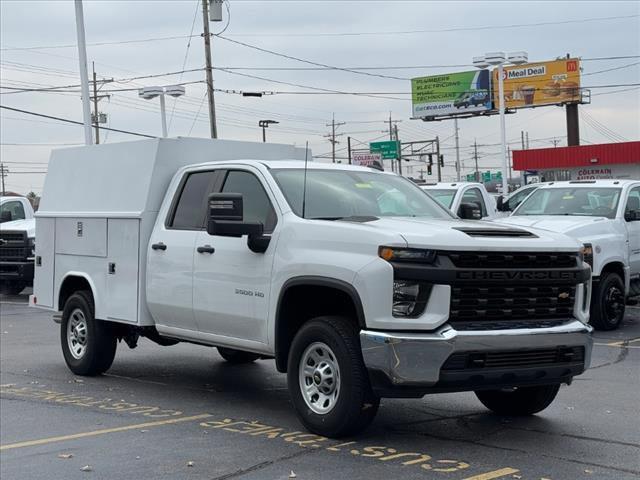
[494,215,612,239]
[0,218,36,237]
[363,217,581,251]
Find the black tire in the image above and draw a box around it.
[475,384,560,416]
[0,281,26,295]
[590,272,626,331]
[60,290,117,376]
[287,316,379,438]
[217,347,260,364]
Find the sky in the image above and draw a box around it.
[1,0,639,194]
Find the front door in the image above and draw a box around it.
[146,169,217,332]
[625,186,640,276]
[193,168,278,344]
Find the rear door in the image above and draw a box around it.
[624,185,640,276]
[146,169,218,332]
[193,168,278,344]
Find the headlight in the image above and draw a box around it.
[379,246,436,263]
[28,237,36,256]
[581,243,593,268]
[392,280,431,318]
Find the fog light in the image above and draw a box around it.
[393,281,431,318]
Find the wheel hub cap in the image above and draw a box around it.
[67,308,88,360]
[299,342,341,415]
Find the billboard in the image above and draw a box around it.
[495,58,581,109]
[353,152,382,166]
[411,70,491,118]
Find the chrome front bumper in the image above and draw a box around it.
[360,320,593,391]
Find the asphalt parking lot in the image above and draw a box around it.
[1,291,639,480]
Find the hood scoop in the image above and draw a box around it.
[454,227,537,238]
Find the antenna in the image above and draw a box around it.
[301,141,309,219]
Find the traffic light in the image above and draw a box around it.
[427,164,432,175]
[427,153,433,166]
[439,154,444,167]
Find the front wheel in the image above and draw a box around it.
[61,291,117,376]
[475,384,560,416]
[287,316,379,438]
[590,272,626,331]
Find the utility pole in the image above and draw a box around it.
[90,62,111,144]
[436,136,441,182]
[393,124,402,176]
[521,130,525,150]
[0,163,7,195]
[74,0,93,146]
[325,114,345,163]
[202,0,218,138]
[526,131,530,149]
[454,118,461,181]
[507,146,512,181]
[347,136,352,165]
[551,138,560,147]
[474,139,480,182]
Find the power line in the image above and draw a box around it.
[0,105,155,138]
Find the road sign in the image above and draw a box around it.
[352,152,382,167]
[491,171,503,181]
[370,140,400,159]
[482,171,491,183]
[466,173,476,182]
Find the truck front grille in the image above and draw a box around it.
[450,285,576,322]
[442,346,585,371]
[447,252,578,270]
[0,230,29,261]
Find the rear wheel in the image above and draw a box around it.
[0,281,26,295]
[475,384,560,416]
[287,316,379,438]
[60,291,117,376]
[590,272,625,331]
[217,347,260,364]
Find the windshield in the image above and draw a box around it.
[270,169,454,220]
[514,187,621,219]
[421,189,456,208]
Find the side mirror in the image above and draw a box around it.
[458,202,482,220]
[624,209,640,222]
[496,195,508,212]
[207,193,270,253]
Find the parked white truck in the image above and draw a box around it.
[1,195,36,294]
[33,138,593,437]
[420,182,498,220]
[496,180,640,330]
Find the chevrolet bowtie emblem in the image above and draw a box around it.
[0,239,6,246]
[558,292,570,299]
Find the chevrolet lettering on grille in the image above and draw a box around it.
[456,271,578,281]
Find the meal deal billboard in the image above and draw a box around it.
[495,58,581,109]
[411,70,491,118]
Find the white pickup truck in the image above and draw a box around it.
[33,138,593,438]
[420,182,498,220]
[496,180,640,330]
[0,195,36,294]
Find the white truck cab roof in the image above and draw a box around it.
[420,181,497,219]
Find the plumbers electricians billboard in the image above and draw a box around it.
[411,70,491,118]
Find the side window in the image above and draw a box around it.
[626,187,640,214]
[509,186,535,210]
[0,201,26,223]
[461,188,487,217]
[221,171,277,233]
[169,171,216,229]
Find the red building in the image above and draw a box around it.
[513,141,640,181]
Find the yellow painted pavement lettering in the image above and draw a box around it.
[0,414,212,451]
[432,460,470,472]
[282,433,329,447]
[378,452,433,466]
[356,446,390,458]
[145,408,182,418]
[325,441,356,452]
[462,468,520,480]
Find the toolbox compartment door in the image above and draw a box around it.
[33,217,55,308]
[105,218,140,323]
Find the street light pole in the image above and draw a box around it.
[159,93,168,138]
[258,120,279,142]
[74,0,93,146]
[497,62,508,195]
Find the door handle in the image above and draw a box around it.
[197,245,215,254]
[151,242,167,251]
